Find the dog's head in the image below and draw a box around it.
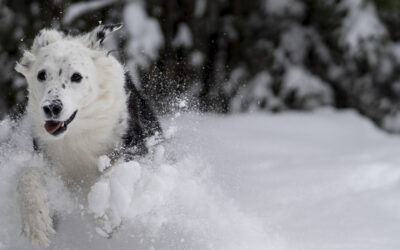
[15,24,124,139]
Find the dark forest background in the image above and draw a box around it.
[1,0,400,132]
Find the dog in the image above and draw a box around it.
[14,24,162,247]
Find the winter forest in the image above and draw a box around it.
[0,0,399,130]
[2,0,400,250]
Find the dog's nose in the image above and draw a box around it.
[43,100,63,118]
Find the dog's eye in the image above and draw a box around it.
[71,73,82,83]
[37,70,46,82]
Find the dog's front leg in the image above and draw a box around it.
[17,167,55,248]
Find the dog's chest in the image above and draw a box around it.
[41,125,123,186]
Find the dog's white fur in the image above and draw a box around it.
[15,25,130,247]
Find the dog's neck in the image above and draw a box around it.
[34,107,127,187]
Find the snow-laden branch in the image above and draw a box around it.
[63,0,116,25]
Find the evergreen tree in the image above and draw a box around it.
[2,0,400,132]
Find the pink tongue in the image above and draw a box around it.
[44,121,62,134]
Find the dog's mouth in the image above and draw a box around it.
[44,110,78,136]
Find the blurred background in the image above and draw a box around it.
[1,0,400,132]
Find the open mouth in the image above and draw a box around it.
[44,110,78,136]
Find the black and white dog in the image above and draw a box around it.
[15,24,162,247]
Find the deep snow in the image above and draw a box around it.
[1,109,400,249]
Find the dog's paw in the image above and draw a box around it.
[21,207,56,248]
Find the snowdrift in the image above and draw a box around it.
[0,113,276,250]
[1,109,400,250]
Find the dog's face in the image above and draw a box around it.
[15,24,122,139]
[29,42,95,136]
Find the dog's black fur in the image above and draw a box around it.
[121,72,162,159]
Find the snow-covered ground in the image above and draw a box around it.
[1,108,400,249]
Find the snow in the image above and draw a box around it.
[189,51,205,67]
[281,66,333,109]
[194,0,207,17]
[340,0,387,53]
[382,113,400,133]
[2,109,400,249]
[230,71,281,112]
[123,1,164,84]
[97,155,111,173]
[172,23,193,49]
[264,0,304,16]
[280,25,309,64]
[223,67,247,98]
[63,0,115,24]
[88,180,110,218]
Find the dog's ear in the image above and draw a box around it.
[15,29,64,76]
[81,24,123,50]
[31,29,64,54]
[15,51,35,77]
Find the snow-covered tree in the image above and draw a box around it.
[2,0,400,132]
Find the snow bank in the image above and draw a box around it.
[2,109,400,249]
[177,109,400,250]
[87,154,275,250]
[0,114,276,250]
